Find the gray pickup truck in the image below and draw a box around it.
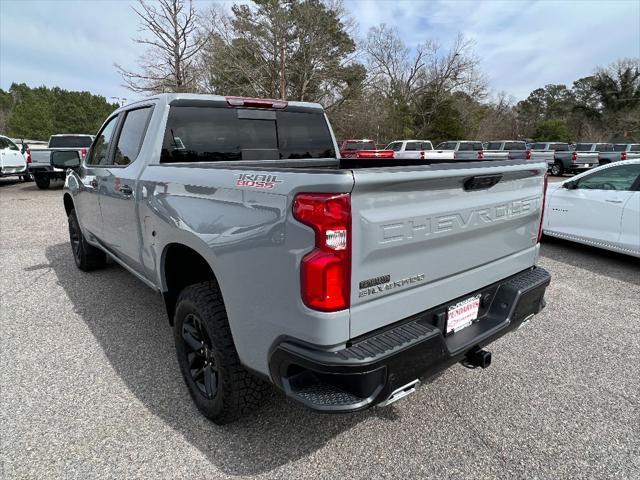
[549,143,598,176]
[30,134,94,189]
[485,140,530,160]
[59,94,550,424]
[599,143,640,164]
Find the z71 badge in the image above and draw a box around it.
[236,173,283,189]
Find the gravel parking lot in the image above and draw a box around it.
[1,178,639,479]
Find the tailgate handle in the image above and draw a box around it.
[464,174,503,191]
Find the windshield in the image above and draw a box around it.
[161,106,335,162]
[49,136,93,148]
[343,141,375,151]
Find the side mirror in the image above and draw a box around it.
[563,180,577,190]
[51,150,81,169]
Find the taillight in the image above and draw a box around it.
[225,96,287,109]
[80,148,87,159]
[26,148,32,164]
[538,174,548,243]
[477,150,484,160]
[526,149,531,160]
[355,150,394,159]
[293,193,351,312]
[571,151,577,163]
[621,151,627,161]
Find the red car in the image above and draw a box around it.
[339,139,376,158]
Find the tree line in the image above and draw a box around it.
[0,84,118,141]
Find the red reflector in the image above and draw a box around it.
[526,149,531,160]
[571,151,577,162]
[80,148,87,159]
[621,151,627,161]
[355,150,394,159]
[293,193,351,312]
[477,150,484,160]
[225,96,287,109]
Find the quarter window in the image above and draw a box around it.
[405,142,419,151]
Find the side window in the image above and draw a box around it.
[112,107,152,166]
[0,138,9,149]
[421,142,433,150]
[87,116,119,165]
[577,164,640,191]
[386,142,402,151]
[405,142,419,151]
[7,139,19,151]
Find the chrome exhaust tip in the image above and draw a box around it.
[377,379,419,407]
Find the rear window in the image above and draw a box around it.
[343,141,375,151]
[458,142,482,151]
[49,135,93,148]
[595,143,613,151]
[630,144,640,152]
[613,144,627,152]
[551,143,569,151]
[531,143,546,150]
[161,107,335,163]
[487,142,503,150]
[405,142,420,151]
[575,144,593,151]
[385,142,403,151]
[505,142,526,151]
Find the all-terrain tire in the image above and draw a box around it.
[550,161,564,176]
[173,281,269,424]
[35,174,50,189]
[68,209,106,271]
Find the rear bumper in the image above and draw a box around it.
[1,166,27,176]
[269,266,550,413]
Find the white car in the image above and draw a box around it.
[543,159,640,257]
[0,135,29,180]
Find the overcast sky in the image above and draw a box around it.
[1,0,639,104]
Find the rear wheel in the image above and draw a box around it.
[34,174,50,189]
[550,162,563,176]
[68,209,106,271]
[173,281,269,424]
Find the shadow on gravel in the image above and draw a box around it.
[44,242,398,475]
[540,236,640,285]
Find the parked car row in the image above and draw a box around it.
[337,138,640,178]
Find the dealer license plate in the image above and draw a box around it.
[446,294,481,334]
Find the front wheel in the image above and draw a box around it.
[34,174,50,189]
[550,162,564,176]
[68,210,106,271]
[173,281,269,424]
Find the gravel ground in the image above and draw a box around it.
[1,178,639,479]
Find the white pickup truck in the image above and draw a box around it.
[435,141,509,161]
[385,140,453,161]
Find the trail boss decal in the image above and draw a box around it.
[358,273,425,298]
[236,173,283,189]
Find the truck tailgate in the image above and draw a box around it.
[30,149,52,166]
[349,162,546,337]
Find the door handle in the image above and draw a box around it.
[90,179,98,189]
[605,199,623,204]
[120,184,133,196]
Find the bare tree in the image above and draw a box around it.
[116,0,205,93]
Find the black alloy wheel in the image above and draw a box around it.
[182,313,219,399]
